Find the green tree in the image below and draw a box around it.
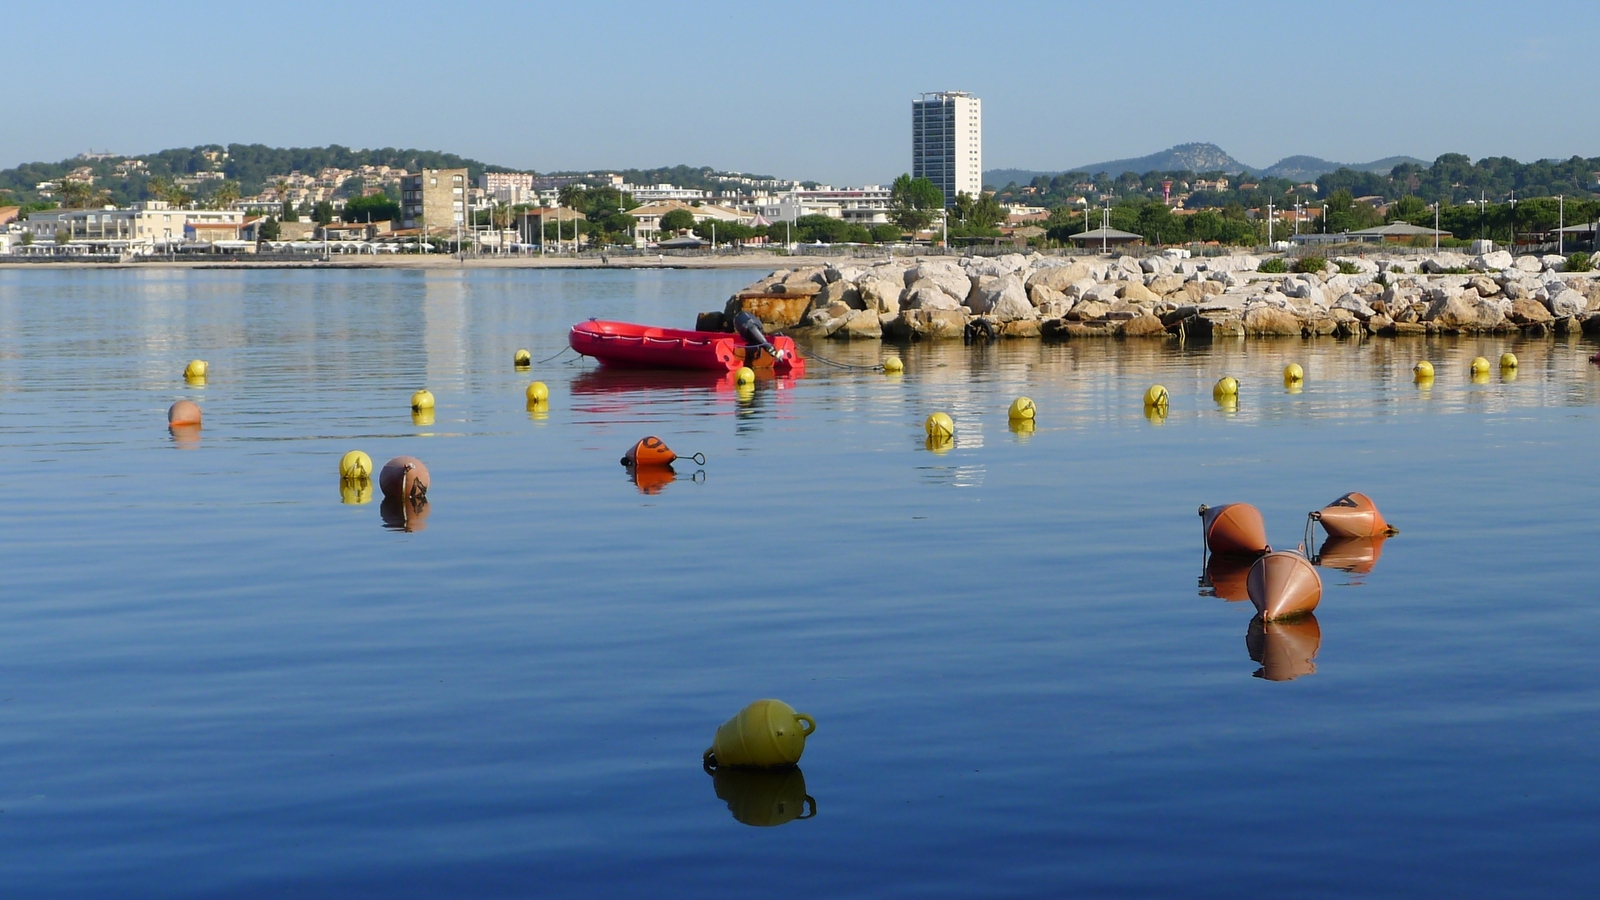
[869,223,903,243]
[344,193,400,222]
[210,180,241,208]
[57,180,92,209]
[890,174,943,232]
[313,201,335,225]
[281,198,299,223]
[55,229,70,245]
[692,219,755,244]
[259,216,281,240]
[658,208,696,233]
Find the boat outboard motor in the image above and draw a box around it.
[733,311,786,363]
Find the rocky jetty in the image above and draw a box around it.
[701,251,1600,342]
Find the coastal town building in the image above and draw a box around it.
[401,167,468,234]
[628,201,754,244]
[913,91,982,208]
[743,186,894,226]
[20,201,245,247]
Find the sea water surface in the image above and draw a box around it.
[0,267,1597,897]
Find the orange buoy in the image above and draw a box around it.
[1247,614,1321,681]
[1313,535,1389,574]
[621,436,705,468]
[1311,492,1396,539]
[1247,551,1322,621]
[168,399,202,427]
[378,455,430,502]
[1203,553,1254,602]
[1198,503,1269,556]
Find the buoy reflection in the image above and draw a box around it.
[411,408,436,427]
[168,424,201,449]
[708,766,816,827]
[1008,417,1035,441]
[1143,405,1166,425]
[1314,535,1389,575]
[1247,613,1321,681]
[1201,553,1255,602]
[924,435,953,455]
[380,496,429,532]
[629,465,676,495]
[340,479,373,505]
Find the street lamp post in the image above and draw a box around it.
[1322,203,1328,235]
[1558,194,1564,255]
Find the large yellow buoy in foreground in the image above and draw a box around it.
[1213,376,1239,400]
[735,366,756,386]
[339,450,373,480]
[410,389,435,411]
[183,359,208,380]
[525,381,549,404]
[1499,352,1518,370]
[925,411,954,440]
[1144,384,1169,410]
[513,348,532,367]
[704,699,816,769]
[1284,363,1304,385]
[1412,361,1434,382]
[1008,397,1036,421]
[1469,356,1490,377]
[882,356,904,374]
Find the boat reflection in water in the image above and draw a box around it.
[1200,553,1256,602]
[1314,535,1390,575]
[380,496,430,533]
[1247,613,1322,681]
[707,765,816,827]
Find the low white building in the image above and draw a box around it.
[22,201,246,250]
[745,186,893,225]
[630,201,755,245]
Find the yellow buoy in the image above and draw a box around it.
[1284,363,1304,384]
[925,411,954,440]
[513,348,532,367]
[338,450,373,480]
[735,366,756,386]
[1144,404,1167,425]
[1008,397,1036,421]
[339,479,373,505]
[1213,376,1239,400]
[410,389,435,411]
[1499,352,1518,370]
[882,356,904,374]
[736,383,756,404]
[1144,384,1169,410]
[1412,361,1434,382]
[525,381,549,404]
[183,359,208,380]
[704,699,815,769]
[1469,356,1490,376]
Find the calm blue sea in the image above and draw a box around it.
[0,267,1596,898]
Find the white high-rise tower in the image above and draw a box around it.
[912,91,982,208]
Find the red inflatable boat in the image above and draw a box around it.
[569,320,805,373]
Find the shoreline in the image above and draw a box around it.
[0,253,843,272]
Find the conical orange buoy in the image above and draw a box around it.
[1311,492,1396,539]
[168,399,202,427]
[1247,613,1321,681]
[1203,553,1255,602]
[1247,551,1322,620]
[378,455,430,502]
[621,437,705,468]
[1198,503,1269,556]
[1314,535,1389,574]
[623,436,677,467]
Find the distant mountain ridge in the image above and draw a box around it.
[985,143,1428,186]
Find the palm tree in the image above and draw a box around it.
[210,180,241,209]
[57,180,93,209]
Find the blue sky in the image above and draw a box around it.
[5,0,1596,183]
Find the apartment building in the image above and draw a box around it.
[401,167,468,233]
[912,91,982,208]
[21,201,243,246]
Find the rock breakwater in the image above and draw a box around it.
[701,251,1600,342]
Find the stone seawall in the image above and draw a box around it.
[702,250,1600,342]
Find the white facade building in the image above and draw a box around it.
[746,186,893,225]
[912,91,982,208]
[20,201,244,249]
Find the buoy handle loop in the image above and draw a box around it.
[798,796,817,819]
[687,452,707,466]
[795,713,816,737]
[1197,504,1210,517]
